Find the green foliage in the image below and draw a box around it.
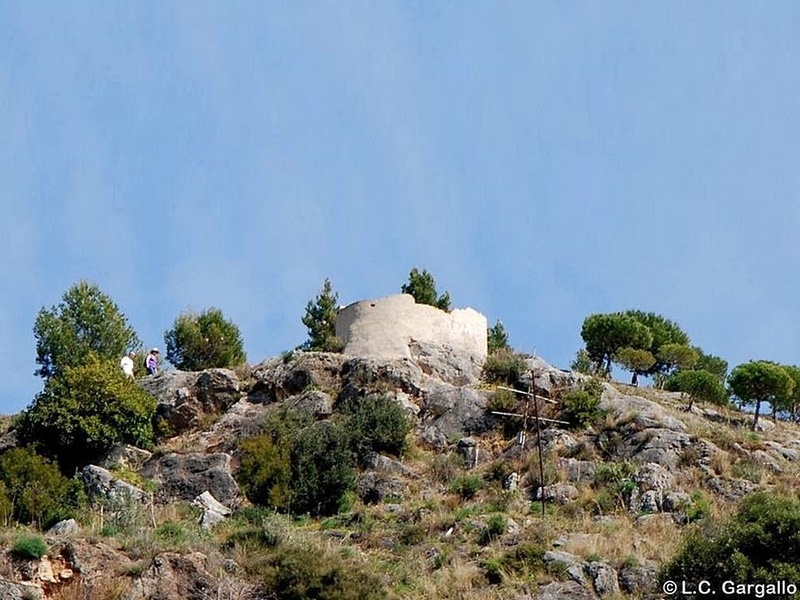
[401,268,451,311]
[339,394,412,463]
[479,513,507,545]
[665,369,728,409]
[660,491,800,586]
[580,313,652,376]
[487,388,517,413]
[301,278,345,352]
[685,491,711,523]
[500,543,545,577]
[570,349,595,375]
[487,320,510,354]
[623,310,690,376]
[658,343,698,372]
[237,408,355,517]
[0,447,80,528]
[238,434,293,511]
[560,379,606,429]
[449,474,484,499]
[11,535,48,559]
[291,421,355,516]
[728,360,794,430]
[17,355,157,470]
[613,347,655,381]
[164,307,246,371]
[482,349,527,385]
[261,543,390,600]
[779,364,800,419]
[693,348,728,382]
[34,280,140,380]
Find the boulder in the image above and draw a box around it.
[601,387,688,432]
[0,580,42,600]
[250,352,346,402]
[141,369,242,436]
[79,465,150,503]
[535,483,580,505]
[615,428,693,469]
[618,565,657,595]
[421,382,493,440]
[408,339,482,385]
[100,445,153,471]
[628,463,676,513]
[191,399,272,454]
[559,459,597,484]
[122,552,216,600]
[519,356,587,398]
[543,551,589,587]
[191,491,232,530]
[533,582,595,600]
[587,561,620,597]
[356,471,406,504]
[140,453,239,505]
[47,519,81,537]
[285,389,334,417]
[340,356,425,399]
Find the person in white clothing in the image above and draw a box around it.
[120,351,136,378]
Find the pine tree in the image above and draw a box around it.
[301,279,344,352]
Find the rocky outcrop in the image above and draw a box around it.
[140,453,239,505]
[122,552,217,600]
[80,465,150,503]
[420,382,493,442]
[250,352,346,402]
[141,369,242,436]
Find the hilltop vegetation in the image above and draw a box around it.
[2,275,800,598]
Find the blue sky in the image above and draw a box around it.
[2,2,799,413]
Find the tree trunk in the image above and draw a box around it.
[751,399,762,431]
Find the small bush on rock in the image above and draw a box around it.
[482,350,527,385]
[560,378,606,429]
[11,535,48,559]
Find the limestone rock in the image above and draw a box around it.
[285,389,334,417]
[408,338,482,385]
[587,561,620,597]
[191,491,232,530]
[0,580,43,600]
[47,519,80,537]
[533,581,595,600]
[123,552,216,600]
[618,565,657,595]
[340,356,425,399]
[628,463,676,513]
[141,369,242,436]
[80,465,149,503]
[421,382,492,440]
[519,356,587,398]
[559,458,597,484]
[601,387,688,432]
[615,428,692,469]
[101,445,153,471]
[356,471,406,504]
[141,453,239,504]
[250,352,346,402]
[536,483,580,505]
[543,551,589,586]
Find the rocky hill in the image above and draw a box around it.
[2,346,800,599]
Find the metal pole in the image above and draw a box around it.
[532,369,546,518]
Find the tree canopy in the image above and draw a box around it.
[580,313,652,376]
[728,360,794,431]
[487,320,510,354]
[165,307,246,371]
[301,278,344,352]
[665,369,728,410]
[17,354,157,472]
[401,268,451,311]
[34,281,140,380]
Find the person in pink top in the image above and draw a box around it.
[145,348,160,375]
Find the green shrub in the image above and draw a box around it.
[339,394,412,462]
[11,535,48,559]
[290,421,355,516]
[262,542,390,599]
[482,350,527,385]
[16,355,156,471]
[450,474,484,500]
[660,491,800,586]
[560,379,606,429]
[482,557,504,584]
[500,543,545,577]
[685,491,712,523]
[487,388,517,413]
[301,278,345,352]
[0,447,82,528]
[238,408,356,517]
[479,513,507,545]
[165,307,246,371]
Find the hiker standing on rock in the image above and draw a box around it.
[120,351,136,378]
[145,348,160,375]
